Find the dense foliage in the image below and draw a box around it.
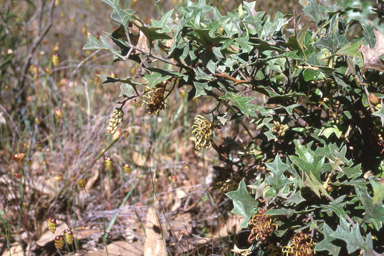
[85,0,384,255]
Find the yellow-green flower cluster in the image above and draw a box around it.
[271,121,289,141]
[192,115,214,150]
[107,108,123,133]
[142,84,166,115]
[282,231,316,256]
[248,209,277,244]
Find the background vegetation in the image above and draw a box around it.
[1,0,384,255]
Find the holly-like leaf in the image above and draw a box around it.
[132,20,172,43]
[83,33,109,50]
[193,81,212,97]
[355,185,384,231]
[360,29,384,73]
[143,68,183,88]
[260,12,290,39]
[314,15,348,53]
[226,180,258,228]
[266,208,296,217]
[265,155,292,192]
[362,24,375,49]
[275,104,300,115]
[315,223,341,256]
[242,2,264,35]
[184,0,213,17]
[219,92,254,117]
[320,195,347,219]
[266,155,289,176]
[263,88,305,99]
[303,0,327,24]
[191,27,230,45]
[371,179,384,204]
[319,124,343,139]
[373,100,384,125]
[235,33,252,53]
[119,83,135,97]
[151,9,173,34]
[331,218,378,255]
[336,41,362,58]
[100,0,135,26]
[83,33,125,58]
[285,190,306,206]
[194,67,215,81]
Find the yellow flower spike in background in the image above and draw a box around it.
[36,140,42,152]
[13,153,25,161]
[52,53,60,67]
[104,156,112,170]
[54,235,65,249]
[54,174,63,181]
[192,115,214,150]
[64,229,74,245]
[77,179,86,188]
[47,216,57,233]
[122,163,131,174]
[107,108,123,134]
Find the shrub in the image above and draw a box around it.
[85,0,384,255]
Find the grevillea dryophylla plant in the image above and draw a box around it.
[84,0,384,254]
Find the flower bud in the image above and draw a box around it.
[47,216,57,233]
[35,117,42,126]
[54,174,63,181]
[54,235,64,249]
[36,140,42,152]
[52,53,60,67]
[13,153,25,161]
[77,179,86,188]
[122,163,131,174]
[104,156,112,171]
[64,229,74,245]
[55,108,63,122]
[113,129,122,140]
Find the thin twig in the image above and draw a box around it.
[72,49,101,76]
[19,0,55,90]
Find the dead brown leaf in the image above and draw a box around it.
[360,29,384,73]
[143,207,166,256]
[1,242,24,256]
[86,240,143,256]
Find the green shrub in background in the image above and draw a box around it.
[85,0,384,255]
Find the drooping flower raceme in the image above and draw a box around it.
[192,115,214,150]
